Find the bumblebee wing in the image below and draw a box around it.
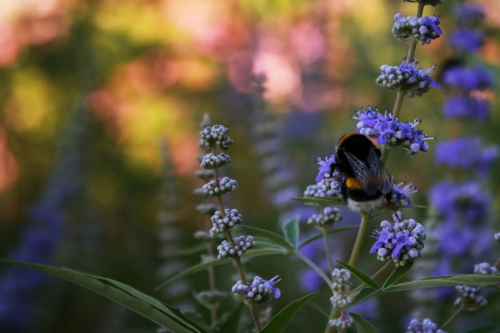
[344,149,393,196]
[367,148,393,194]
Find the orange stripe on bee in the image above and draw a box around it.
[338,132,364,148]
[346,177,362,189]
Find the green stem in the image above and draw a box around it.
[296,252,333,287]
[381,1,425,165]
[323,228,334,275]
[348,211,372,266]
[325,212,372,332]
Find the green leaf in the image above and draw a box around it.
[298,227,359,249]
[349,313,379,333]
[155,248,287,290]
[382,274,500,293]
[282,216,299,249]
[464,325,500,333]
[177,244,207,256]
[291,197,343,206]
[349,287,380,307]
[218,302,244,332]
[260,293,318,333]
[240,225,293,250]
[306,302,330,319]
[382,261,414,289]
[336,261,379,290]
[0,259,202,333]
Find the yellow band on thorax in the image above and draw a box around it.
[346,177,362,189]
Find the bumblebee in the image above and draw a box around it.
[328,133,393,213]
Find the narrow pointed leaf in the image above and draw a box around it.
[349,313,379,333]
[306,302,330,319]
[336,261,379,290]
[291,197,343,206]
[381,274,500,293]
[348,287,380,307]
[240,225,293,250]
[282,216,299,249]
[464,326,500,333]
[298,227,359,249]
[177,244,207,256]
[382,261,414,289]
[0,259,202,333]
[156,248,287,290]
[219,302,244,332]
[260,293,318,333]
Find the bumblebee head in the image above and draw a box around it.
[337,133,376,160]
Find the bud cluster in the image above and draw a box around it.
[202,177,238,196]
[329,269,354,330]
[307,207,342,230]
[200,153,231,169]
[232,276,281,305]
[217,236,256,259]
[474,262,498,275]
[199,125,233,150]
[376,59,440,98]
[389,182,418,208]
[370,212,426,267]
[393,14,442,45]
[454,286,487,311]
[210,209,242,236]
[406,319,447,333]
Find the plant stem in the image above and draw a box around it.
[205,217,218,324]
[296,252,333,287]
[323,228,334,275]
[250,305,263,331]
[348,211,372,266]
[325,211,372,333]
[439,306,463,330]
[381,1,425,165]
[212,147,261,331]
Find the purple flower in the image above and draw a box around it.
[389,181,418,208]
[376,59,439,97]
[443,97,490,120]
[456,4,485,26]
[370,229,394,253]
[354,106,434,156]
[370,212,425,266]
[450,29,484,54]
[443,66,493,91]
[315,155,335,182]
[232,276,281,304]
[392,14,442,45]
[430,181,490,224]
[435,137,497,176]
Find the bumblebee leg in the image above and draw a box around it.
[329,162,336,177]
[385,195,400,222]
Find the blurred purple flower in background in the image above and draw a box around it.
[442,67,493,91]
[435,137,498,176]
[449,30,484,53]
[443,96,490,119]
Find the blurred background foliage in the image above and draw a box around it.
[0,0,499,332]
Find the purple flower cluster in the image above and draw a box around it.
[354,105,434,155]
[443,96,490,120]
[456,4,485,26]
[232,276,281,305]
[449,30,484,54]
[376,59,440,97]
[442,67,493,92]
[393,13,442,45]
[406,319,446,333]
[370,212,426,266]
[315,155,336,182]
[435,137,498,177]
[389,181,418,208]
[430,181,491,256]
